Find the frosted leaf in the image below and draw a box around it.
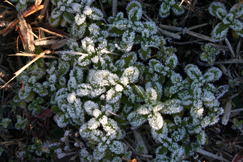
[222,13,234,25]
[54,114,68,128]
[88,7,103,20]
[75,14,86,25]
[148,112,163,130]
[203,67,222,82]
[84,100,99,116]
[99,115,108,125]
[185,64,202,80]
[68,77,77,90]
[190,106,204,118]
[172,127,186,142]
[93,147,105,160]
[159,2,171,18]
[137,105,150,115]
[230,19,243,32]
[215,85,229,99]
[197,131,207,145]
[109,141,126,155]
[88,23,100,35]
[208,2,227,20]
[76,83,92,97]
[71,22,87,39]
[106,88,122,103]
[88,70,119,86]
[172,2,184,16]
[72,3,81,12]
[165,54,178,69]
[115,84,124,92]
[120,66,139,85]
[56,88,68,101]
[122,30,135,47]
[143,21,157,36]
[48,74,57,84]
[160,99,183,114]
[67,92,76,104]
[211,22,228,41]
[90,87,106,98]
[83,6,92,15]
[126,1,142,22]
[127,112,147,130]
[97,142,108,152]
[230,3,243,18]
[170,72,182,85]
[145,88,158,103]
[87,118,100,129]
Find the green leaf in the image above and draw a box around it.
[211,22,229,41]
[159,2,171,18]
[63,11,75,23]
[126,1,142,22]
[208,2,227,20]
[58,62,70,76]
[203,67,222,82]
[230,3,243,18]
[138,47,151,61]
[165,54,178,70]
[172,2,184,16]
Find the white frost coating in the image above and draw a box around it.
[49,74,57,83]
[87,118,100,130]
[93,109,102,118]
[67,92,76,104]
[222,13,234,24]
[75,14,86,25]
[148,112,163,130]
[115,84,124,92]
[185,64,202,80]
[204,67,222,82]
[88,70,119,86]
[106,88,122,103]
[137,105,150,115]
[211,23,228,41]
[83,6,92,15]
[120,66,139,85]
[146,88,157,102]
[72,3,81,12]
[99,115,108,125]
[77,55,91,66]
[88,7,103,20]
[84,100,99,116]
[208,2,226,18]
[88,23,100,35]
[165,54,178,69]
[230,19,243,32]
[159,2,171,18]
[110,141,125,154]
[76,83,92,97]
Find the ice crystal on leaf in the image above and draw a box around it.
[209,2,243,41]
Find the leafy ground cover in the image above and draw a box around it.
[0,0,243,162]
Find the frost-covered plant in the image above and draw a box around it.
[159,0,184,18]
[209,2,243,41]
[200,44,220,65]
[232,118,243,131]
[9,0,230,161]
[16,137,60,160]
[50,0,103,38]
[0,118,11,128]
[15,115,27,130]
[107,1,165,60]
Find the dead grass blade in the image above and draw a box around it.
[9,52,57,58]
[17,13,35,52]
[0,50,51,89]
